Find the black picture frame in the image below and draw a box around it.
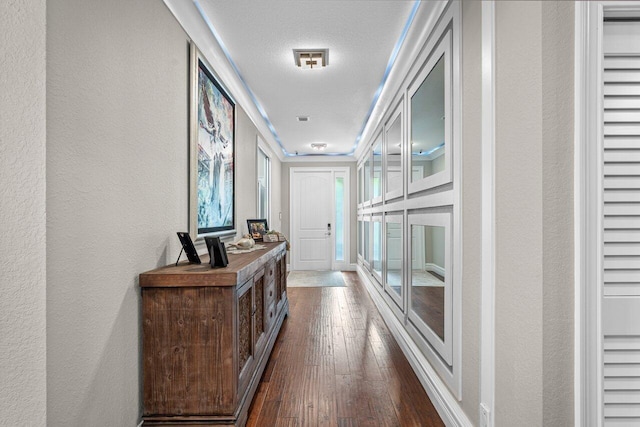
[176,232,201,264]
[247,219,268,242]
[205,236,229,268]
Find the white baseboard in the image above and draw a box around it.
[344,263,357,271]
[357,266,473,427]
[137,421,143,427]
[286,263,357,271]
[426,263,446,277]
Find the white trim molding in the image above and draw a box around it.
[575,3,640,426]
[358,266,473,427]
[480,1,496,427]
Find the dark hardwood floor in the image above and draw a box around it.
[247,272,444,427]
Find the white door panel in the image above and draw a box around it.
[293,171,331,270]
[601,20,640,426]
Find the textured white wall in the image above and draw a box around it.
[235,108,259,238]
[0,0,48,425]
[46,0,281,423]
[494,2,574,425]
[541,2,574,424]
[495,2,545,423]
[460,1,482,424]
[47,0,189,423]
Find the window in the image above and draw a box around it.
[257,147,270,223]
[335,176,345,262]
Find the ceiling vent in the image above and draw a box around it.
[297,116,310,122]
[293,49,329,69]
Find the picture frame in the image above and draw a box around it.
[176,232,201,265]
[189,42,236,239]
[247,219,268,242]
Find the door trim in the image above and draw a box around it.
[574,2,640,425]
[480,2,496,426]
[289,167,351,271]
[575,3,602,424]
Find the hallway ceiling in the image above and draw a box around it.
[195,0,416,157]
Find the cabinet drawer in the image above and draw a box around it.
[265,300,277,332]
[265,278,276,308]
[265,259,276,284]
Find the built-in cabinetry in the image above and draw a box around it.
[356,2,461,397]
[139,242,287,426]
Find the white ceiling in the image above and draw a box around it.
[196,0,416,157]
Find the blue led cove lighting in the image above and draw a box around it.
[194,0,421,157]
[349,0,421,156]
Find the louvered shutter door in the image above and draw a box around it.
[602,21,640,426]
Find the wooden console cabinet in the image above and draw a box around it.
[139,242,288,426]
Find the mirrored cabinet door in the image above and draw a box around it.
[384,214,403,309]
[408,212,452,365]
[364,153,372,203]
[408,30,452,194]
[363,218,371,267]
[371,215,383,283]
[385,101,404,201]
[372,135,383,203]
[357,218,363,260]
[357,165,364,207]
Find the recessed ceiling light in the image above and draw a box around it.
[293,49,329,69]
[311,143,327,151]
[297,116,310,122]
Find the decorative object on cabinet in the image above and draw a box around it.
[175,232,201,265]
[190,42,236,238]
[226,243,266,255]
[246,219,268,241]
[263,230,280,242]
[139,242,288,426]
[204,235,228,268]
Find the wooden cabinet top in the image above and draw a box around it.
[139,242,285,288]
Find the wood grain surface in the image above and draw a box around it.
[247,272,444,427]
[141,243,288,426]
[140,242,286,288]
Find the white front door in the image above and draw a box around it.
[291,170,332,270]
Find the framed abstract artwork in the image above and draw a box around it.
[189,43,236,238]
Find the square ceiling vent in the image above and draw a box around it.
[293,49,329,69]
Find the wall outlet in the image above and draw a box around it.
[480,403,491,427]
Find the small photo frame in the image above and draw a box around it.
[247,219,268,241]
